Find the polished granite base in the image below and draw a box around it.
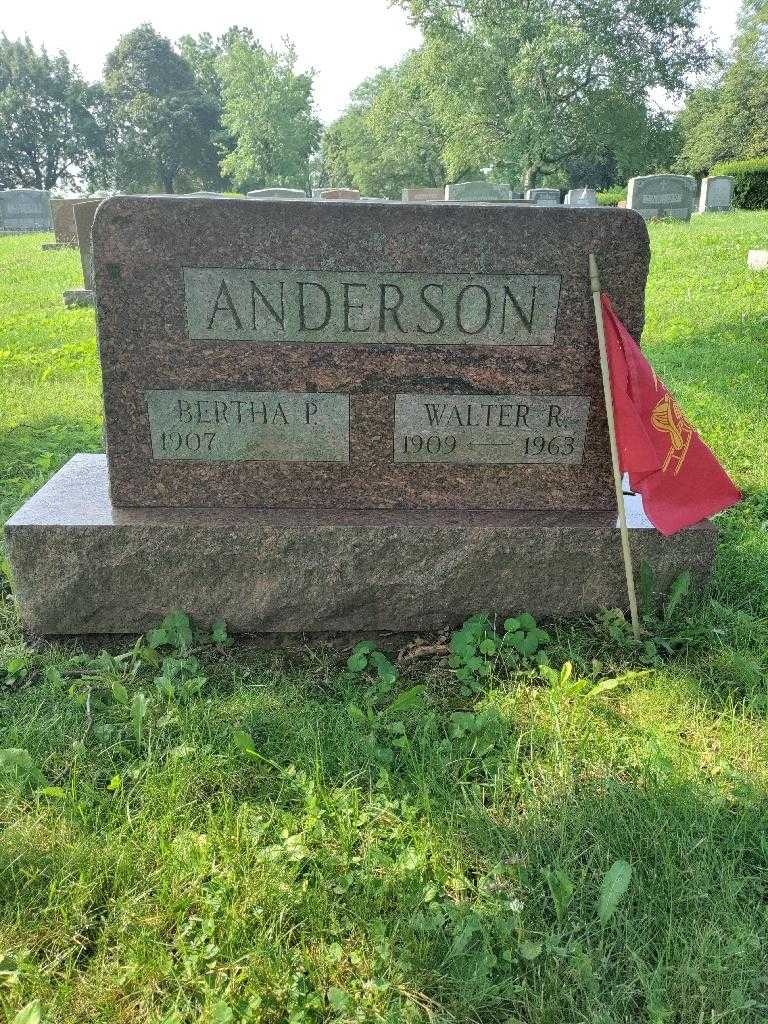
[5,454,718,636]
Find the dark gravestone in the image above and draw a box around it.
[5,195,719,637]
[92,196,650,512]
[50,198,81,247]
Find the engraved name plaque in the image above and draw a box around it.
[394,394,590,465]
[146,389,349,463]
[184,269,562,347]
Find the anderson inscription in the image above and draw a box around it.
[146,389,349,462]
[394,394,590,465]
[184,269,562,346]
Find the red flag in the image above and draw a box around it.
[601,295,741,536]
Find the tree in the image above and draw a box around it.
[98,24,220,193]
[321,53,454,197]
[0,34,103,189]
[397,0,712,187]
[678,0,768,172]
[218,37,320,191]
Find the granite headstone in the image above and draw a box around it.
[0,189,52,232]
[402,187,445,202]
[564,188,597,208]
[525,188,561,207]
[627,175,697,221]
[6,194,723,636]
[698,176,734,214]
[89,196,652,512]
[445,181,512,202]
[63,199,101,308]
[248,188,307,200]
[315,188,361,201]
[50,198,81,247]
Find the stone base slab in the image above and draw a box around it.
[5,455,718,637]
[63,288,94,308]
[748,250,768,271]
[42,242,67,251]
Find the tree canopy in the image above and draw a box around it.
[0,34,103,189]
[322,53,452,197]
[678,0,768,172]
[97,24,221,193]
[395,0,711,187]
[218,37,321,191]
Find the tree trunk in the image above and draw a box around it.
[523,164,540,190]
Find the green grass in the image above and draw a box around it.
[1,216,768,1024]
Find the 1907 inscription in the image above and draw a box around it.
[146,389,349,462]
[185,269,562,347]
[394,394,590,465]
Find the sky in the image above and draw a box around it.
[1,0,740,123]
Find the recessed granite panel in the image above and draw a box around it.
[92,196,650,510]
[146,388,349,462]
[394,393,589,465]
[184,268,562,347]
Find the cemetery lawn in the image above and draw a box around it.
[1,216,768,1024]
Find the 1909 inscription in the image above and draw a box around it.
[146,389,349,462]
[394,394,590,465]
[185,268,562,347]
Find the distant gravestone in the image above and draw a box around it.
[0,189,52,233]
[627,175,696,221]
[748,250,768,270]
[50,198,80,247]
[63,199,101,308]
[445,181,512,202]
[564,188,597,208]
[525,188,561,207]
[402,187,445,202]
[248,188,307,200]
[315,188,361,201]
[698,176,734,214]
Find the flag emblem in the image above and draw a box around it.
[650,394,693,475]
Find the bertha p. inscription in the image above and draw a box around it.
[185,269,562,346]
[146,389,349,462]
[394,394,590,465]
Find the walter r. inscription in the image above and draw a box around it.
[185,269,562,346]
[146,389,349,462]
[394,394,590,465]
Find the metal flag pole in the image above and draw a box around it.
[589,253,641,641]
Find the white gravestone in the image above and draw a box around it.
[564,188,597,208]
[698,177,734,214]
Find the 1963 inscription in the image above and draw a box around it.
[146,389,349,462]
[185,269,561,346]
[394,394,590,465]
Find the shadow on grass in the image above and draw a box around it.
[2,655,767,1022]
